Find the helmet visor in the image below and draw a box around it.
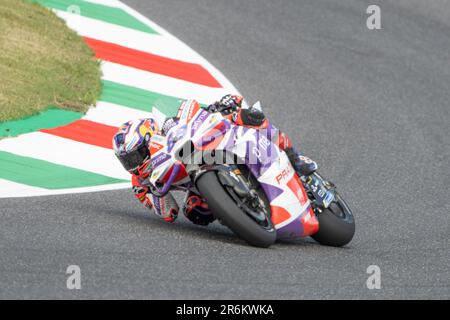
[117,145,150,172]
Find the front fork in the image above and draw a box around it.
[301,173,336,210]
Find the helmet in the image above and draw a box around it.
[113,119,159,176]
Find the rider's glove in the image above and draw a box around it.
[132,184,153,209]
[208,94,243,115]
[220,94,243,110]
[237,107,266,127]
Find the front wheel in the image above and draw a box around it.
[196,171,276,248]
[311,193,355,247]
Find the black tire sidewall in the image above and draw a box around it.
[311,195,355,247]
[196,171,277,248]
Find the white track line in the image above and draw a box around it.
[0,179,49,197]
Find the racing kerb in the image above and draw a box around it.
[0,0,241,198]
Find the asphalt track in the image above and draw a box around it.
[1,0,449,299]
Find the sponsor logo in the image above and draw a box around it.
[186,100,198,122]
[275,166,292,185]
[191,111,209,136]
[323,191,335,208]
[151,152,171,168]
[149,141,163,154]
[179,99,197,123]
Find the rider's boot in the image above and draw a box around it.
[183,192,215,226]
[284,147,318,177]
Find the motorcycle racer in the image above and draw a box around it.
[113,95,317,226]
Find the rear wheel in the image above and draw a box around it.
[311,193,355,247]
[196,171,276,248]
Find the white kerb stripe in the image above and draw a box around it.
[0,132,130,180]
[83,0,122,7]
[0,179,48,197]
[83,101,153,127]
[54,10,203,64]
[113,1,244,103]
[101,62,234,105]
[0,180,130,199]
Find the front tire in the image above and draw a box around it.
[311,193,355,247]
[196,171,276,248]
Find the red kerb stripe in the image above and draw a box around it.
[83,37,222,88]
[40,120,118,149]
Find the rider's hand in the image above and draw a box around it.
[208,94,243,115]
[220,94,243,112]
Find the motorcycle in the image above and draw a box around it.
[145,100,355,248]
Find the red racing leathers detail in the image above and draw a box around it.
[131,175,152,209]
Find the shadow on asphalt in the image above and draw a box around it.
[89,202,343,250]
[92,204,257,248]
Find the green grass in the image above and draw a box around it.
[0,0,102,122]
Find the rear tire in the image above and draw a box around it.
[311,193,355,247]
[196,171,276,248]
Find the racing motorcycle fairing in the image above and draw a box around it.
[147,100,319,240]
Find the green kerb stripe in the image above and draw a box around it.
[100,80,207,117]
[0,151,126,189]
[0,107,83,138]
[31,0,158,34]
